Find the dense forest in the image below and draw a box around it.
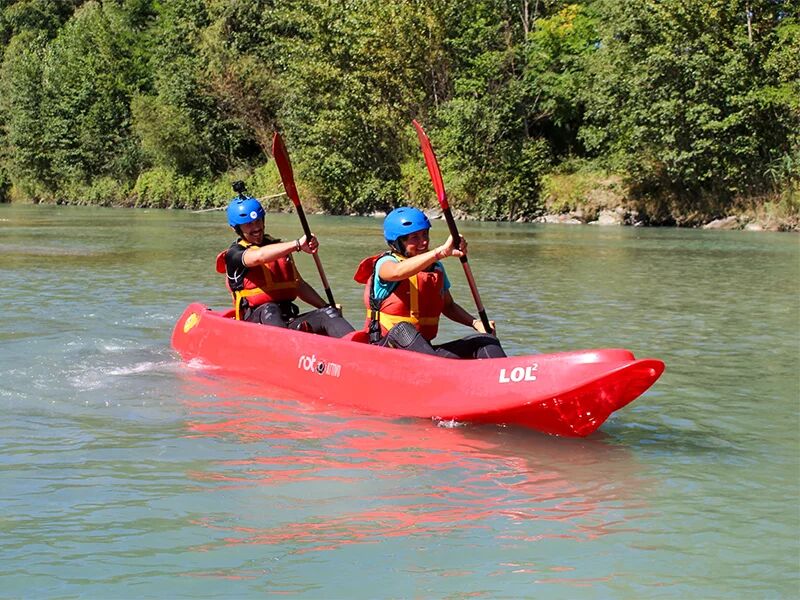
[0,0,797,226]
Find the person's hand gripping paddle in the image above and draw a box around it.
[272,131,336,306]
[412,120,493,335]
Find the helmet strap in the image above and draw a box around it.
[389,239,408,257]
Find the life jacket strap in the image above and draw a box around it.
[367,252,392,342]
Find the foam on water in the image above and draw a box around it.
[70,360,178,391]
[435,418,468,429]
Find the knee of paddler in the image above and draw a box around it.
[320,305,341,319]
[386,322,423,349]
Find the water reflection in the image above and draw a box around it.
[179,372,650,556]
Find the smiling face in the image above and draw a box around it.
[239,219,265,245]
[398,229,430,257]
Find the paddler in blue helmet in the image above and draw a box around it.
[217,181,355,337]
[354,207,505,358]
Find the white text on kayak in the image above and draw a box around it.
[498,363,538,383]
[298,354,342,378]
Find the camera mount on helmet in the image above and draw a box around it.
[232,180,247,196]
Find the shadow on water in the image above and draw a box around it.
[176,370,653,557]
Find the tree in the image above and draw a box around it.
[426,0,570,220]
[134,0,266,176]
[36,1,148,187]
[277,0,432,213]
[581,0,799,221]
[0,31,48,195]
[0,0,85,47]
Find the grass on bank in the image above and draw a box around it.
[540,161,799,231]
[1,161,797,231]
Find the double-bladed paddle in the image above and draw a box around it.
[412,120,493,335]
[271,131,336,306]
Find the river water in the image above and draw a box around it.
[1,204,798,598]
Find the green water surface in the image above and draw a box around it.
[1,204,798,598]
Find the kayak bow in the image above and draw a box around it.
[171,303,664,437]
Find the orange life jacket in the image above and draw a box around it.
[353,252,444,341]
[216,239,300,320]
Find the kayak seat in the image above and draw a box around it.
[341,330,369,344]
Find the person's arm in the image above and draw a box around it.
[441,290,497,335]
[378,234,466,281]
[296,277,327,309]
[242,234,318,267]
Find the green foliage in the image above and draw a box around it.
[0,0,795,224]
[0,0,84,46]
[60,176,132,206]
[424,0,599,219]
[524,3,599,156]
[435,94,551,220]
[145,0,263,175]
[761,19,800,111]
[38,2,147,185]
[582,0,799,221]
[0,162,9,202]
[276,0,432,214]
[541,161,625,218]
[0,30,49,196]
[131,94,205,173]
[133,167,213,209]
[248,162,285,211]
[401,153,440,210]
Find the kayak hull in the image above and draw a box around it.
[171,303,664,437]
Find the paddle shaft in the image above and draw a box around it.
[441,208,492,334]
[272,132,336,306]
[295,203,335,306]
[412,120,492,334]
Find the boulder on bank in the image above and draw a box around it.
[424,207,443,220]
[589,208,625,226]
[702,216,740,230]
[537,214,583,225]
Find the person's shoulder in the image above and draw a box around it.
[226,239,247,267]
[226,238,245,257]
[376,253,399,265]
[374,253,399,278]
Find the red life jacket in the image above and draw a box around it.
[216,239,299,320]
[353,252,444,341]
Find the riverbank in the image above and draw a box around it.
[7,195,799,232]
[532,171,800,232]
[529,205,799,232]
[3,165,798,232]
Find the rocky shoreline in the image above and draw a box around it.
[534,209,794,231]
[17,196,798,231]
[400,206,799,232]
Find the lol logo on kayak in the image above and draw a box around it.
[498,362,538,383]
[298,353,342,378]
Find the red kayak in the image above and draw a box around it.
[171,303,665,437]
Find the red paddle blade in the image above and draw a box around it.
[412,119,449,210]
[271,132,301,207]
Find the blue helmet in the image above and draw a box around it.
[226,197,265,227]
[383,207,431,243]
